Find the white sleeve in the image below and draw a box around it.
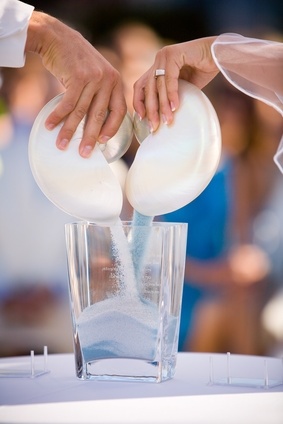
[211,33,283,172]
[0,0,34,68]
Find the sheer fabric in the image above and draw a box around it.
[212,33,283,172]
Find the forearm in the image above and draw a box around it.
[185,243,270,288]
[25,11,83,62]
[185,257,233,288]
[25,10,55,56]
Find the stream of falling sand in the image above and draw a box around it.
[76,215,160,360]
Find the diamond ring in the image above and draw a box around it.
[154,69,165,78]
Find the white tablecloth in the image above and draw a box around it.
[0,352,282,423]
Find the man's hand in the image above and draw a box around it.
[26,11,127,157]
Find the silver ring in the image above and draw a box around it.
[155,69,165,78]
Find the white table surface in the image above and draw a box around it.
[0,352,282,423]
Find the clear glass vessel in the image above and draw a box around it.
[65,221,187,383]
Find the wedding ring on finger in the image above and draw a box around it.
[155,69,166,78]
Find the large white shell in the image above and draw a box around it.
[29,116,123,224]
[125,80,222,217]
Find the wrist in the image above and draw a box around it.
[25,11,58,57]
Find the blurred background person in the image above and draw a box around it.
[0,53,74,356]
[131,25,282,356]
[248,97,283,356]
[98,18,283,356]
[156,80,272,355]
[100,18,282,356]
[0,52,129,356]
[1,0,282,358]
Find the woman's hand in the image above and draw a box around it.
[133,36,219,132]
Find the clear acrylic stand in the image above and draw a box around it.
[208,352,283,389]
[0,345,50,378]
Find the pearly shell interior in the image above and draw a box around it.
[126,80,222,217]
[28,93,132,223]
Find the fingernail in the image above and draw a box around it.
[149,121,154,133]
[46,122,55,130]
[162,114,168,125]
[98,135,111,143]
[170,102,176,112]
[58,139,69,149]
[81,145,93,158]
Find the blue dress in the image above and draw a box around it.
[158,158,233,350]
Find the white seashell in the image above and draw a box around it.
[28,98,124,223]
[126,80,222,217]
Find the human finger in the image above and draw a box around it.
[152,66,171,127]
[155,67,180,126]
[76,83,112,158]
[78,80,127,158]
[133,69,151,121]
[133,68,161,133]
[45,88,81,130]
[97,80,127,144]
[143,66,163,132]
[53,83,106,156]
[45,85,90,147]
